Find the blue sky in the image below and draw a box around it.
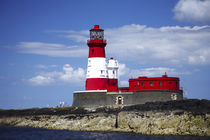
[0,0,210,109]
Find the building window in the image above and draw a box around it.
[141,82,144,87]
[150,82,153,86]
[159,82,162,86]
[101,70,103,74]
[113,70,115,74]
[135,85,137,89]
[92,49,94,53]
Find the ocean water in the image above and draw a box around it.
[0,126,209,140]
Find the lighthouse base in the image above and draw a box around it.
[72,90,183,107]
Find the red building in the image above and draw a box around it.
[128,73,181,91]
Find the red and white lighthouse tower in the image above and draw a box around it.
[86,25,108,90]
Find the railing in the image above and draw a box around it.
[87,39,106,44]
[118,87,129,92]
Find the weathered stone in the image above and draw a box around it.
[0,99,210,136]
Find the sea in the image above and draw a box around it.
[0,126,209,140]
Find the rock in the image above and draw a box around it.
[0,99,210,136]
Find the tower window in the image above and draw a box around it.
[150,82,153,86]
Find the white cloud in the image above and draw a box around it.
[65,31,88,43]
[129,67,191,77]
[17,42,87,57]
[28,75,55,86]
[173,0,210,23]
[28,63,191,87]
[105,24,210,65]
[54,24,210,65]
[17,24,210,66]
[28,64,85,86]
[118,63,130,77]
[47,29,88,43]
[59,64,85,83]
[117,63,191,86]
[35,64,57,69]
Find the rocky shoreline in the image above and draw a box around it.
[0,99,210,136]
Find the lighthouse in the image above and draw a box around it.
[73,25,183,107]
[86,25,108,90]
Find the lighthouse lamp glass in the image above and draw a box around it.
[90,31,104,40]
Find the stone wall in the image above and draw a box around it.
[73,90,183,107]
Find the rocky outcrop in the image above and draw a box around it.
[117,111,210,136]
[0,99,210,136]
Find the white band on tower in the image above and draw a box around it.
[86,57,108,78]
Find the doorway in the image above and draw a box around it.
[116,96,123,105]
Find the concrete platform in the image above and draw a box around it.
[72,90,183,107]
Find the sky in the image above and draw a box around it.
[0,0,210,109]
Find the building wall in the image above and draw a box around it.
[72,90,183,107]
[129,76,180,91]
